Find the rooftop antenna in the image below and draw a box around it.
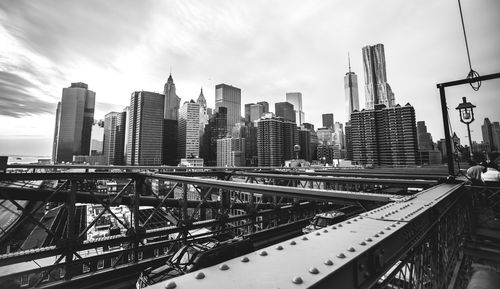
[348,52,351,73]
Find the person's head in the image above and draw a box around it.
[480,162,488,173]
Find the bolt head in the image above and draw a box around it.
[323,229,328,233]
[315,232,320,236]
[219,264,229,271]
[292,276,303,284]
[290,241,297,245]
[359,241,367,246]
[366,238,373,242]
[374,234,379,238]
[165,281,177,289]
[309,267,319,274]
[324,259,333,266]
[337,253,346,258]
[241,256,249,262]
[347,247,355,252]
[195,272,205,279]
[276,245,284,250]
[302,236,309,241]
[259,250,268,256]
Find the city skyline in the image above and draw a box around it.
[1,0,499,156]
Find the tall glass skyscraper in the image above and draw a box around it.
[127,91,164,165]
[344,54,359,120]
[362,44,395,109]
[52,82,95,163]
[178,100,201,159]
[103,111,127,165]
[286,92,305,125]
[215,84,241,130]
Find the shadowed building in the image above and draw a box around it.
[322,114,334,129]
[127,91,164,165]
[275,102,295,123]
[103,111,126,165]
[163,74,181,165]
[52,82,96,163]
[201,107,227,166]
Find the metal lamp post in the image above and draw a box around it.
[455,97,476,160]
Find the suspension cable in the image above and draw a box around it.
[457,0,481,91]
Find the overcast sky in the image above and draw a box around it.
[0,0,499,156]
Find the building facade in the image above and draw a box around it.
[215,84,241,130]
[322,114,334,129]
[275,102,295,123]
[344,55,359,120]
[127,91,164,165]
[362,44,395,110]
[286,92,305,125]
[217,137,246,167]
[351,103,418,166]
[178,100,201,159]
[201,107,228,166]
[417,121,434,151]
[163,74,180,165]
[53,82,96,163]
[103,111,126,165]
[482,118,500,152]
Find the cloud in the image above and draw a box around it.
[0,71,56,117]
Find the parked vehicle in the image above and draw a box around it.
[302,210,346,234]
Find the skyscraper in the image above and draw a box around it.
[482,118,500,152]
[344,54,359,120]
[52,82,96,163]
[257,115,298,166]
[201,107,227,166]
[127,91,164,165]
[215,84,241,130]
[351,103,418,166]
[178,100,201,159]
[217,137,245,167]
[362,44,395,109]
[103,111,126,165]
[163,74,180,165]
[275,102,295,123]
[322,113,334,129]
[416,121,434,151]
[286,92,305,125]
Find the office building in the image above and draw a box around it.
[417,121,434,151]
[298,128,312,161]
[103,111,126,165]
[482,118,500,152]
[215,84,241,130]
[127,91,164,165]
[217,137,245,167]
[52,82,96,163]
[90,120,104,155]
[345,54,359,120]
[275,102,295,123]
[256,115,298,166]
[351,103,418,166]
[286,92,305,125]
[163,74,180,165]
[322,114,334,129]
[201,107,227,166]
[232,123,258,166]
[333,122,344,148]
[178,100,201,159]
[345,122,353,160]
[317,128,333,145]
[362,44,395,109]
[245,101,269,123]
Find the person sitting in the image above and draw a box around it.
[466,162,487,186]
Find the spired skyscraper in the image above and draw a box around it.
[215,84,241,130]
[163,74,181,165]
[52,82,96,163]
[286,92,305,125]
[344,54,359,120]
[362,44,395,109]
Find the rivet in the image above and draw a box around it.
[354,219,358,222]
[337,253,346,258]
[302,236,309,241]
[276,245,284,250]
[332,226,337,230]
[366,238,373,242]
[347,247,355,252]
[380,216,384,219]
[379,231,384,234]
[292,276,303,284]
[195,272,205,279]
[391,224,396,227]
[359,241,367,246]
[338,224,343,227]
[241,256,249,262]
[374,234,379,237]
[324,259,333,266]
[385,227,391,230]
[347,221,351,224]
[260,250,268,256]
[323,229,328,233]
[219,264,229,270]
[165,281,177,289]
[309,267,319,274]
[359,216,364,219]
[315,232,321,236]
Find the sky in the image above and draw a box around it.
[0,0,499,156]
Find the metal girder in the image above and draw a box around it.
[147,183,465,289]
[252,170,448,181]
[142,173,401,204]
[230,171,437,187]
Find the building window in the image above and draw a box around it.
[97,259,104,270]
[154,248,159,257]
[20,275,29,287]
[83,263,90,273]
